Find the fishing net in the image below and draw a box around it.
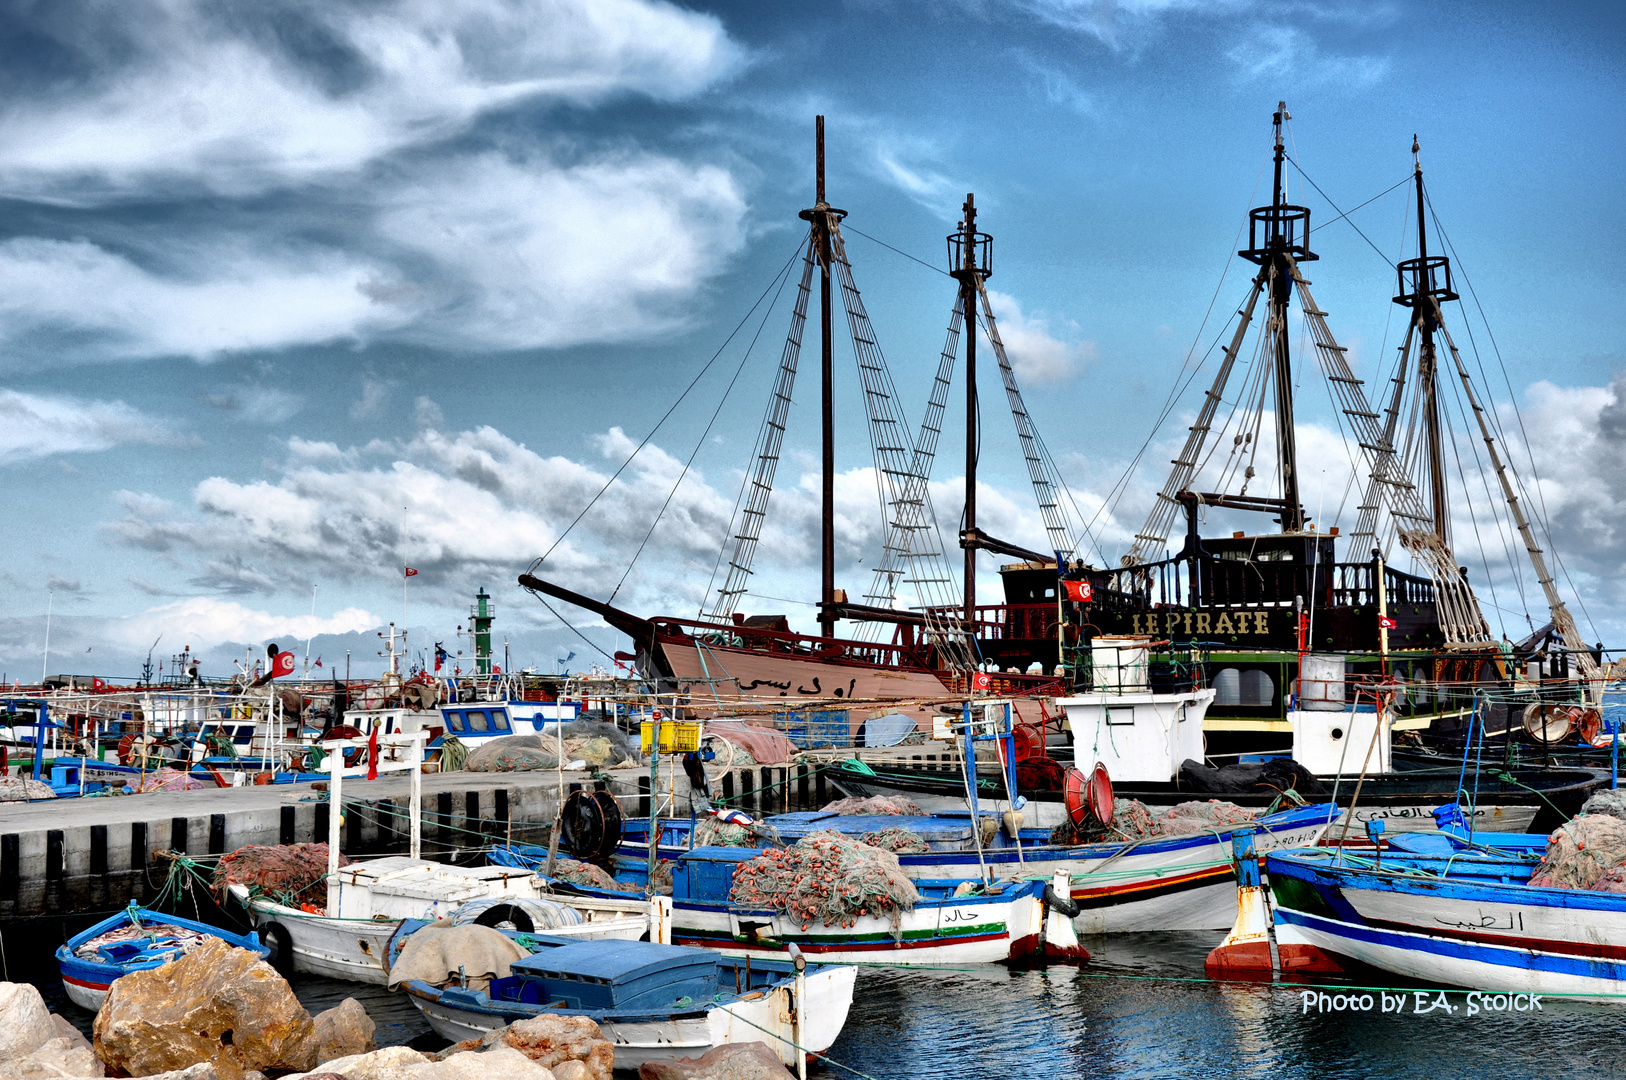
[1047,798,1254,845]
[857,827,931,854]
[1155,801,1257,835]
[213,843,348,905]
[729,831,919,929]
[1579,789,1626,822]
[648,859,675,896]
[129,770,209,793]
[694,816,755,847]
[0,777,55,801]
[465,736,559,773]
[820,795,922,816]
[1528,813,1626,891]
[550,858,639,893]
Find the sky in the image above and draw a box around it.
[1,0,1622,681]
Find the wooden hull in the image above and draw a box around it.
[404,964,856,1069]
[667,882,1048,965]
[1269,848,1626,996]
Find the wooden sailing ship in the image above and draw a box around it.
[1056,104,1606,758]
[521,117,1089,732]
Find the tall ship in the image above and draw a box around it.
[1055,104,1606,758]
[522,117,1097,733]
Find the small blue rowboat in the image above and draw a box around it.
[56,902,269,1012]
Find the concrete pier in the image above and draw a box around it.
[0,758,839,918]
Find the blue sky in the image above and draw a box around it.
[1,0,1622,679]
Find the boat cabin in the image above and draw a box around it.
[495,940,723,1011]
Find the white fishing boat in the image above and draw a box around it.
[229,730,648,983]
[393,927,856,1072]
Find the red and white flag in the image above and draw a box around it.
[270,651,296,679]
[1062,580,1093,602]
[404,567,419,578]
[1378,615,1398,630]
[972,672,992,691]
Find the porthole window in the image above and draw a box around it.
[1213,667,1241,705]
[1239,669,1275,706]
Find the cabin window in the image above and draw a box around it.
[1213,667,1241,705]
[1256,549,1293,561]
[1239,669,1274,706]
[491,710,512,732]
[468,710,490,731]
[1043,587,1055,599]
[1106,706,1135,726]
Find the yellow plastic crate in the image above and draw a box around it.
[640,720,702,754]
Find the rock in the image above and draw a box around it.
[434,1047,554,1080]
[0,983,58,1060]
[129,1067,217,1080]
[550,1063,591,1080]
[93,938,319,1076]
[297,1046,428,1080]
[302,999,376,1064]
[498,1016,614,1080]
[0,1034,105,1080]
[637,1043,794,1080]
[50,1014,89,1049]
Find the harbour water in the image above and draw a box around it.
[19,922,1619,1078]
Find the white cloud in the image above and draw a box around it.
[1225,26,1388,86]
[0,0,744,198]
[110,598,379,651]
[376,152,748,348]
[1015,0,1246,50]
[0,238,410,361]
[986,290,1096,385]
[0,387,182,464]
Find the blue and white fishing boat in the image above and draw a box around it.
[389,926,856,1071]
[501,799,1339,933]
[1266,840,1626,995]
[56,903,269,1011]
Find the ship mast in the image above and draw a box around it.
[951,195,988,624]
[799,117,843,639]
[1401,138,1451,544]
[1246,103,1310,532]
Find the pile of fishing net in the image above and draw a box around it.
[820,795,922,816]
[729,830,919,929]
[128,770,209,793]
[1155,800,1258,836]
[648,859,675,896]
[1528,793,1626,893]
[0,777,55,801]
[694,815,756,847]
[1048,798,1256,844]
[466,731,639,773]
[549,858,639,893]
[213,843,348,905]
[855,826,931,854]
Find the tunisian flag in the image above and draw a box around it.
[404,567,419,578]
[1062,580,1093,602]
[270,651,296,679]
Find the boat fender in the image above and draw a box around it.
[261,922,294,975]
[1042,883,1080,920]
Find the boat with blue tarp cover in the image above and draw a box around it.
[55,901,269,1011]
[388,923,856,1070]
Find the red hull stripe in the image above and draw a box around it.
[61,974,111,990]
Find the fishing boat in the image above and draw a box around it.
[390,928,857,1072]
[501,797,1336,934]
[1266,843,1626,995]
[228,857,649,984]
[56,903,269,1011]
